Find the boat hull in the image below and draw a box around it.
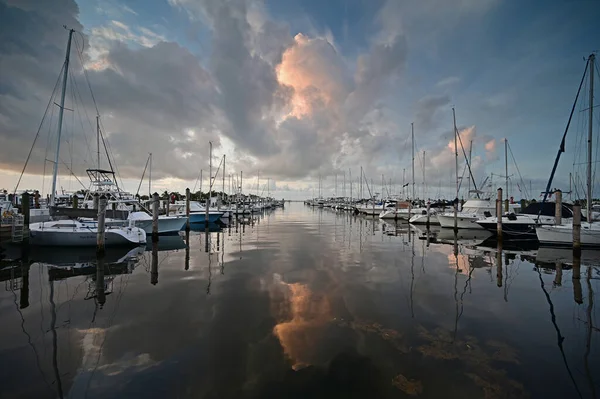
[437,214,483,229]
[536,223,600,247]
[188,212,223,224]
[409,214,440,225]
[136,217,187,235]
[29,227,146,246]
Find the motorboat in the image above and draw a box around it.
[29,219,146,246]
[169,201,223,223]
[475,202,575,239]
[127,212,187,235]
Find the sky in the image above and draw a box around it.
[1,0,599,200]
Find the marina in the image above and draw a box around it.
[1,1,600,398]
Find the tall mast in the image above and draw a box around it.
[381,174,384,200]
[422,151,426,200]
[50,28,75,206]
[209,141,213,193]
[96,115,100,171]
[222,155,226,205]
[403,168,405,200]
[468,140,473,196]
[148,153,152,198]
[452,108,459,230]
[411,123,415,201]
[505,138,509,209]
[335,173,337,198]
[587,54,595,223]
[360,167,363,200]
[349,168,352,205]
[452,109,459,201]
[267,177,270,198]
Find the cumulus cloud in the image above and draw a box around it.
[0,0,504,197]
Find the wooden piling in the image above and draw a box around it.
[496,240,503,287]
[21,192,30,230]
[93,193,99,210]
[554,189,562,225]
[426,201,431,228]
[496,188,503,241]
[553,262,563,287]
[184,229,190,271]
[185,188,191,231]
[97,195,107,255]
[165,194,170,216]
[573,201,581,253]
[34,191,40,209]
[572,252,582,304]
[96,255,106,307]
[72,195,79,209]
[152,192,159,242]
[151,240,158,285]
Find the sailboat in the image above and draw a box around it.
[536,54,600,247]
[28,29,146,246]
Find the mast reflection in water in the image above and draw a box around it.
[0,203,598,398]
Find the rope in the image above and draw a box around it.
[13,63,65,195]
[507,141,530,199]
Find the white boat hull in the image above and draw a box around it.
[135,216,187,235]
[437,214,483,229]
[536,222,600,247]
[29,222,146,246]
[409,213,440,225]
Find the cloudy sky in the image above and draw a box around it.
[1,0,599,200]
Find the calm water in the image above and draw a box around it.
[1,203,598,398]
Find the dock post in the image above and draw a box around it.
[21,192,30,230]
[573,201,581,254]
[496,188,503,242]
[73,195,79,209]
[572,252,582,304]
[34,191,40,209]
[96,255,106,307]
[185,188,191,231]
[553,262,563,287]
[554,189,562,225]
[97,195,107,256]
[93,193,99,210]
[20,245,30,309]
[165,194,170,216]
[152,192,159,242]
[184,229,190,271]
[151,240,158,285]
[426,201,431,228]
[496,242,503,288]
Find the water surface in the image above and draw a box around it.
[0,203,598,398]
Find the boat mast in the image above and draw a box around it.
[505,138,509,211]
[452,108,459,230]
[468,140,472,196]
[96,116,100,171]
[349,168,352,206]
[422,151,426,201]
[222,155,226,206]
[587,53,595,224]
[411,123,415,202]
[50,28,75,206]
[149,153,152,198]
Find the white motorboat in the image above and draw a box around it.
[127,212,187,235]
[380,207,427,220]
[29,219,146,246]
[475,202,573,238]
[409,208,440,225]
[437,199,520,229]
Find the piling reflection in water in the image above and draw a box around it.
[0,203,598,398]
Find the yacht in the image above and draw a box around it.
[169,201,224,223]
[437,199,520,229]
[475,202,574,238]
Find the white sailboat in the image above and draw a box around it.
[536,53,600,247]
[29,29,146,246]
